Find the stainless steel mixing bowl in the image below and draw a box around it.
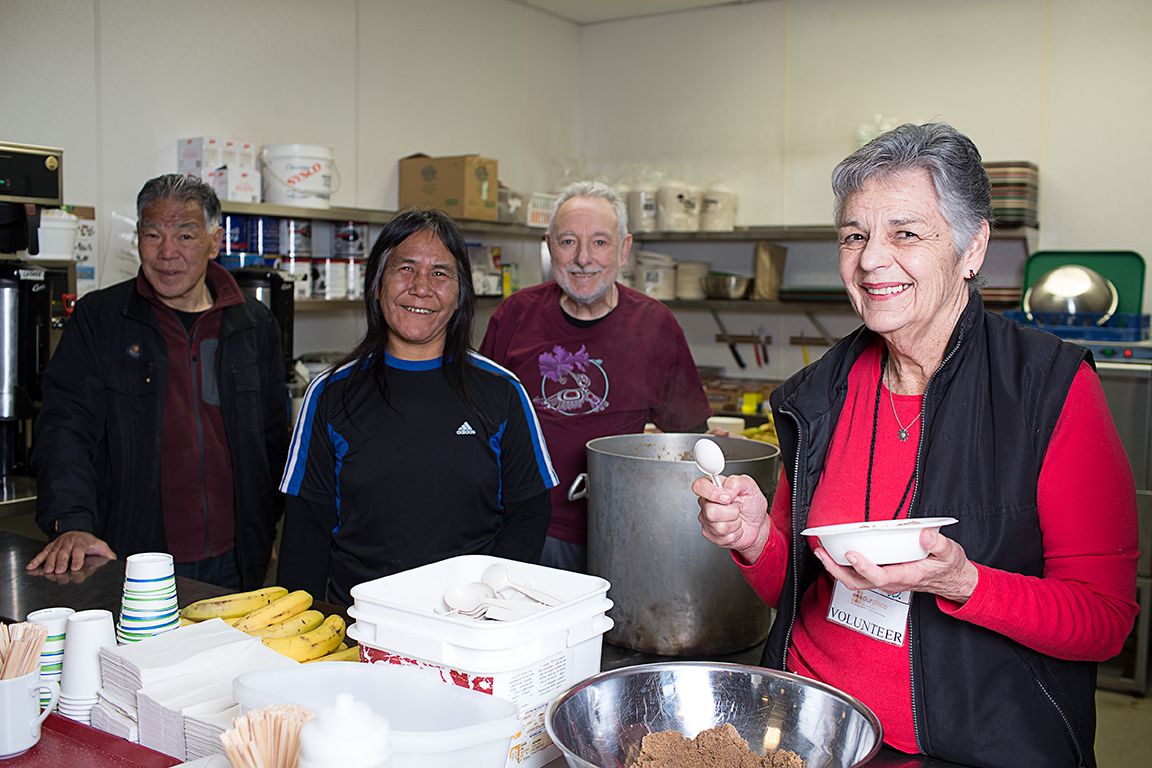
[701,273,751,299]
[1023,264,1118,325]
[546,662,882,768]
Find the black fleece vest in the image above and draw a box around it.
[764,294,1096,768]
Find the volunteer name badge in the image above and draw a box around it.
[827,581,910,647]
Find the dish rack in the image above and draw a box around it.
[1004,310,1151,342]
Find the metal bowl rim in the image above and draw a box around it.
[545,660,884,766]
[584,433,780,463]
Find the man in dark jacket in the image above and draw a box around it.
[25,174,287,590]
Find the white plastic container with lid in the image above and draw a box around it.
[234,662,518,768]
[656,182,699,232]
[346,555,612,768]
[700,183,737,232]
[260,144,340,209]
[298,693,391,768]
[635,250,677,300]
[27,209,80,260]
[626,186,658,233]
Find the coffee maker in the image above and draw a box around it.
[0,142,64,475]
[230,266,295,383]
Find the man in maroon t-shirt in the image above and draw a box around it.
[480,181,713,572]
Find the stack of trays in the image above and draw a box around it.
[985,161,1039,227]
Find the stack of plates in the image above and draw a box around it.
[985,161,1038,227]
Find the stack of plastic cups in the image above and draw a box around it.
[59,609,117,724]
[117,552,180,644]
[25,607,74,712]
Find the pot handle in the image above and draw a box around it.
[567,473,588,501]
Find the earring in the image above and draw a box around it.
[968,269,976,279]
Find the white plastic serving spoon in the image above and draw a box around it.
[481,563,560,607]
[694,438,725,486]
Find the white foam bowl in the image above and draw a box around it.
[801,517,959,566]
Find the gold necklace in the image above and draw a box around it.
[887,365,921,442]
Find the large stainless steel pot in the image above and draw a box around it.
[575,433,780,656]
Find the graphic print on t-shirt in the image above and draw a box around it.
[534,344,609,416]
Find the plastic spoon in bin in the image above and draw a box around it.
[442,584,548,620]
[481,563,561,606]
[694,438,725,487]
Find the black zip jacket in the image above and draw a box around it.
[31,264,288,590]
[764,293,1096,768]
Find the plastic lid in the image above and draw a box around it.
[298,693,391,768]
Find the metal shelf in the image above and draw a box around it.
[219,202,1034,248]
[219,201,546,237]
[635,224,1036,244]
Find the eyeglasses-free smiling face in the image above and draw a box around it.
[378,230,460,360]
[837,168,985,353]
[137,199,222,312]
[547,196,632,315]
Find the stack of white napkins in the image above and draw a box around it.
[93,619,295,759]
[183,704,241,762]
[90,700,138,742]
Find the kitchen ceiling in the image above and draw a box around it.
[518,0,757,25]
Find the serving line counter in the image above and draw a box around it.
[0,529,971,768]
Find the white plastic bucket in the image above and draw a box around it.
[29,213,79,260]
[260,144,340,209]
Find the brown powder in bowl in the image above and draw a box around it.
[630,723,806,768]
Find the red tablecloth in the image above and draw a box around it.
[4,713,180,767]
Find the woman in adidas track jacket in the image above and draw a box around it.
[278,209,557,607]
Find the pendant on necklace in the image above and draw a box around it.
[897,427,910,442]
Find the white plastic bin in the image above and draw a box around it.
[348,555,613,768]
[234,663,518,768]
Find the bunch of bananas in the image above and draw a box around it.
[740,414,778,445]
[179,586,353,663]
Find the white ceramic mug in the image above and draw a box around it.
[0,670,60,758]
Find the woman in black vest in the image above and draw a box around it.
[693,123,1138,768]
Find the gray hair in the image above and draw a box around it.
[136,173,222,231]
[832,123,994,262]
[548,181,628,244]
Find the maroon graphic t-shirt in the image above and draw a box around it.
[481,282,712,545]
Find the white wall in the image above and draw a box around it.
[0,0,579,253]
[578,0,1152,379]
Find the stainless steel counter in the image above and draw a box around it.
[0,474,36,518]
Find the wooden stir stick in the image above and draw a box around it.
[0,622,49,680]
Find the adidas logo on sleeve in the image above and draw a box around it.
[456,421,476,435]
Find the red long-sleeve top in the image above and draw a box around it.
[740,342,1140,753]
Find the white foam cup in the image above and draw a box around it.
[60,609,116,699]
[0,670,60,759]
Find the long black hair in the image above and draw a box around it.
[333,208,481,418]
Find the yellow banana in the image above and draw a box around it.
[248,609,325,638]
[179,586,289,621]
[304,644,360,663]
[179,616,198,626]
[262,615,346,662]
[233,590,313,633]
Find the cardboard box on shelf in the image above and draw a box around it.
[399,153,498,221]
[208,167,261,203]
[177,137,221,180]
